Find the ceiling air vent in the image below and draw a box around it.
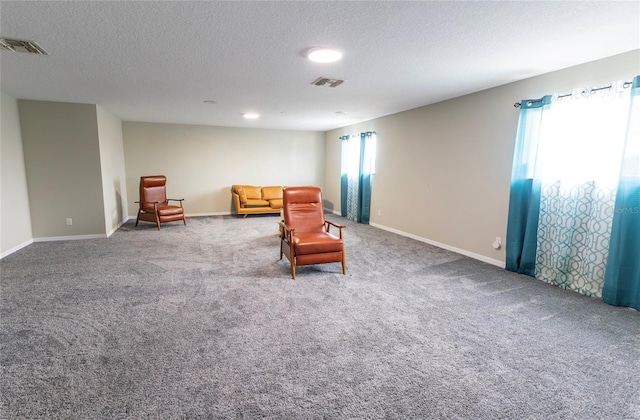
[0,37,48,55]
[311,77,344,88]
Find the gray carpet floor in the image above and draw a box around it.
[1,214,639,419]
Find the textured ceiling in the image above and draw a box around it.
[1,1,639,131]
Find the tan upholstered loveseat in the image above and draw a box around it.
[231,185,284,218]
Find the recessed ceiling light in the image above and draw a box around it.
[306,47,342,63]
[243,113,260,119]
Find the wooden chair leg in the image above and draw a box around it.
[342,252,347,275]
[155,214,161,230]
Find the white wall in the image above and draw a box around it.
[1,93,33,257]
[324,50,640,266]
[97,106,128,236]
[18,100,107,239]
[123,122,325,217]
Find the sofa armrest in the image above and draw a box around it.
[232,191,242,211]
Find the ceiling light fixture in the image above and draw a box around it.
[243,113,260,119]
[306,47,342,63]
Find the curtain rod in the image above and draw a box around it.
[513,80,633,108]
[340,131,376,138]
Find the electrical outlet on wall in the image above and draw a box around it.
[66,218,73,226]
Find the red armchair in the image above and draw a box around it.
[279,186,346,279]
[135,175,186,230]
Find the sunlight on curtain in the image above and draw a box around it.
[363,133,376,175]
[340,134,361,221]
[507,77,639,305]
[536,85,629,187]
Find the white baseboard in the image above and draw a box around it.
[8,212,503,268]
[323,209,504,267]
[368,222,506,268]
[34,234,107,242]
[186,212,233,217]
[106,219,128,237]
[0,239,34,259]
[126,212,232,221]
[2,226,122,258]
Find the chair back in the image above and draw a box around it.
[283,187,325,233]
[139,175,168,212]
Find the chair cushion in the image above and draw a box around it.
[293,232,343,255]
[283,187,325,233]
[140,176,168,212]
[141,176,166,188]
[157,205,184,216]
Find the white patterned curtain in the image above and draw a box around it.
[536,181,616,297]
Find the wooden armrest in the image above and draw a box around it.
[279,221,295,241]
[324,220,345,238]
[279,220,295,233]
[325,220,346,229]
[135,200,159,204]
[167,198,184,208]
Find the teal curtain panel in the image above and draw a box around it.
[603,76,640,310]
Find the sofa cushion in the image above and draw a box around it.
[262,186,283,201]
[237,188,248,204]
[243,185,262,200]
[245,199,270,207]
[269,199,283,209]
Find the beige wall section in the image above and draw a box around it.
[123,122,325,217]
[18,100,106,238]
[325,50,640,265]
[1,93,33,257]
[97,106,128,235]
